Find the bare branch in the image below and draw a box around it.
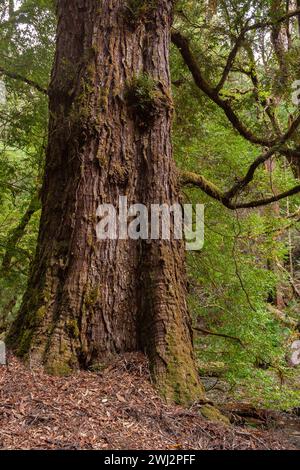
[0,66,48,95]
[171,31,275,146]
[230,185,300,209]
[193,326,245,347]
[215,27,248,93]
[172,30,300,148]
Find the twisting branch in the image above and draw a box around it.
[179,137,300,211]
[230,185,300,209]
[179,114,300,210]
[172,31,275,146]
[180,168,300,209]
[0,66,48,95]
[224,117,300,201]
[175,24,300,210]
[224,147,280,201]
[171,30,300,148]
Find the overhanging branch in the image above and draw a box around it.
[179,117,300,211]
[230,185,300,209]
[180,169,300,210]
[224,119,300,201]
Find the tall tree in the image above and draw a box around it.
[7,0,204,404]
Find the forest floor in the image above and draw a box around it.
[0,353,299,450]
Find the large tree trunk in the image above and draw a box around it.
[8,0,204,404]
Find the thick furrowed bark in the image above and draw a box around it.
[7,0,204,404]
[139,240,204,403]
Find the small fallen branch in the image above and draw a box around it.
[193,326,245,348]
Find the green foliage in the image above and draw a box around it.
[171,0,300,410]
[0,0,52,329]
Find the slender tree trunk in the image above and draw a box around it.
[271,0,289,91]
[297,0,300,37]
[8,0,204,404]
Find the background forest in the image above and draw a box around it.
[0,0,300,411]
